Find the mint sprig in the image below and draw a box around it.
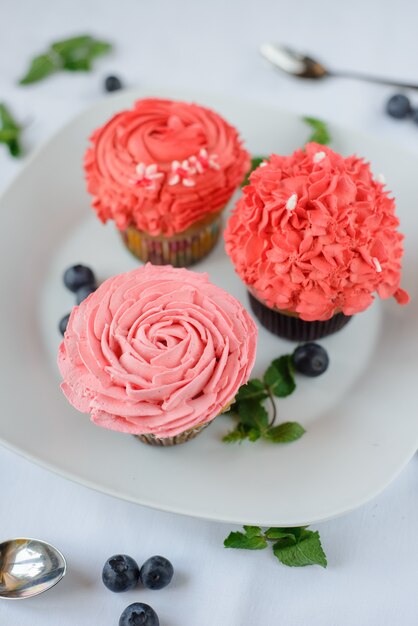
[223,350,305,444]
[241,156,267,187]
[0,103,23,157]
[19,35,112,85]
[303,116,331,145]
[224,525,327,568]
[264,355,296,397]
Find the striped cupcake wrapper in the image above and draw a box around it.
[248,292,352,341]
[135,422,209,447]
[121,215,221,267]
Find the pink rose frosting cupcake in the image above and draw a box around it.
[58,264,257,446]
[84,98,250,267]
[225,142,409,341]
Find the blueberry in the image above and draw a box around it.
[386,94,411,119]
[292,343,329,377]
[139,555,174,590]
[59,313,71,336]
[105,75,122,92]
[75,284,96,305]
[63,265,95,293]
[102,554,139,592]
[119,603,159,626]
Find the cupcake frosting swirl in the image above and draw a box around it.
[58,265,257,438]
[225,143,409,321]
[84,98,250,236]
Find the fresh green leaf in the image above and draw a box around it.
[265,422,305,443]
[264,355,296,398]
[268,526,308,540]
[243,526,263,538]
[247,428,261,442]
[19,35,112,85]
[273,530,327,567]
[19,53,58,85]
[264,527,298,541]
[0,129,19,142]
[241,156,267,187]
[235,379,268,403]
[51,35,93,55]
[0,104,19,129]
[238,399,268,430]
[87,39,113,59]
[0,103,22,157]
[303,116,331,145]
[8,139,21,157]
[51,35,111,60]
[222,424,249,443]
[224,531,267,550]
[62,58,92,71]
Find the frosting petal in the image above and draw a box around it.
[225,143,409,321]
[58,264,257,438]
[84,98,250,236]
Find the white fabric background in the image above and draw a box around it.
[1,1,418,624]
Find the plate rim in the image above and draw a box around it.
[0,86,417,527]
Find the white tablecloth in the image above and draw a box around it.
[1,1,418,624]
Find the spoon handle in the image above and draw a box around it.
[332,70,418,91]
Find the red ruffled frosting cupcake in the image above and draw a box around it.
[225,143,409,322]
[58,265,257,439]
[84,98,250,237]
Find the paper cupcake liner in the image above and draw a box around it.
[248,292,352,341]
[135,422,209,447]
[121,214,222,268]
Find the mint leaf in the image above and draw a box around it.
[238,399,268,431]
[50,35,95,56]
[51,35,112,60]
[224,531,267,550]
[303,117,331,145]
[63,58,92,71]
[243,526,263,538]
[273,530,327,567]
[87,39,113,59]
[222,424,249,443]
[265,422,305,443]
[0,103,22,157]
[235,379,268,403]
[264,528,298,541]
[247,428,261,442]
[0,129,19,142]
[241,156,267,187]
[19,35,112,85]
[19,53,58,85]
[264,355,296,398]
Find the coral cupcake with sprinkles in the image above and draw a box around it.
[225,142,409,341]
[84,98,250,266]
[58,264,257,446]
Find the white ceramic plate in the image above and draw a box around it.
[0,88,417,526]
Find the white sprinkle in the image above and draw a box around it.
[168,174,180,186]
[136,163,146,176]
[372,257,382,273]
[313,151,326,163]
[376,173,385,184]
[259,161,268,167]
[286,193,298,211]
[182,178,196,187]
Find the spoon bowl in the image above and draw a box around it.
[0,538,66,599]
[260,42,418,90]
[260,43,328,79]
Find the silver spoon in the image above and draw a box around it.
[260,43,418,90]
[0,538,66,599]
